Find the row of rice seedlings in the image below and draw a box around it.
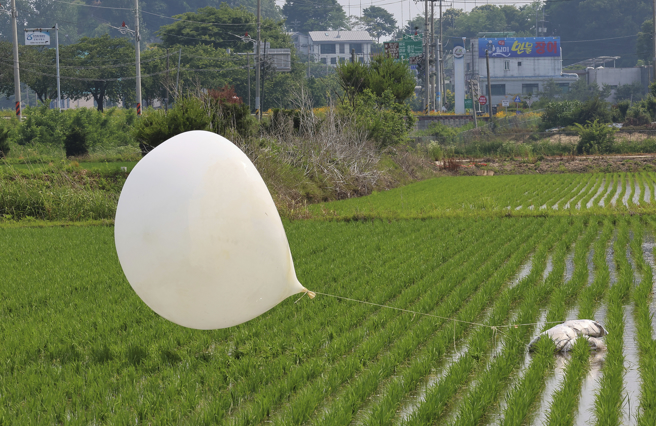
[581,173,610,209]
[553,177,588,210]
[0,221,473,423]
[544,337,591,425]
[608,173,623,208]
[566,174,597,209]
[626,173,637,207]
[452,219,599,425]
[499,218,607,425]
[633,217,656,424]
[632,173,643,206]
[639,172,652,204]
[275,220,552,426]
[538,175,580,210]
[599,174,618,208]
[401,219,586,426]
[201,222,443,419]
[227,220,525,425]
[614,173,628,208]
[578,220,614,318]
[527,175,579,210]
[206,219,495,423]
[594,218,632,425]
[495,241,570,426]
[516,175,568,210]
[357,218,572,426]
[570,173,604,210]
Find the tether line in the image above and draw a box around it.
[308,290,565,330]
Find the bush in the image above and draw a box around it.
[133,96,211,155]
[575,120,617,154]
[64,116,89,157]
[206,86,257,138]
[425,122,458,144]
[350,89,416,148]
[614,100,630,122]
[624,105,651,126]
[570,97,612,125]
[0,124,10,158]
[427,141,443,161]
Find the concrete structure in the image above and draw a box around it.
[288,32,311,57]
[465,37,578,107]
[307,31,374,65]
[582,66,650,102]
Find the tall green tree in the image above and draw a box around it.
[60,35,135,112]
[359,6,397,43]
[282,0,347,33]
[636,19,653,64]
[157,5,289,53]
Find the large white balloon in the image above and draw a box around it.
[115,130,313,329]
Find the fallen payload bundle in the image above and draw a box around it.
[528,319,608,352]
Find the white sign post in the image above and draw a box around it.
[25,26,60,111]
[25,29,50,45]
[453,45,466,114]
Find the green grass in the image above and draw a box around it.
[3,171,656,424]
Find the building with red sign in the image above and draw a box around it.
[465,37,579,108]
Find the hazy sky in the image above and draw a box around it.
[276,0,535,41]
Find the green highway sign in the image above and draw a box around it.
[464,98,473,109]
[384,35,423,62]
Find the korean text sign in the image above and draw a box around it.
[478,37,559,58]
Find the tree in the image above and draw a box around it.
[157,5,289,53]
[636,19,653,64]
[60,35,135,112]
[282,0,347,33]
[358,6,396,43]
[337,55,415,106]
[614,82,646,102]
[20,46,58,103]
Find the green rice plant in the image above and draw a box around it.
[358,218,571,426]
[594,218,631,425]
[451,219,598,425]
[632,216,656,425]
[544,336,591,425]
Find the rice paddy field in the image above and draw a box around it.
[1,173,656,425]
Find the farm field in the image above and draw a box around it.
[1,174,656,425]
[312,172,656,219]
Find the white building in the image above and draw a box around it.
[465,37,578,107]
[307,31,374,66]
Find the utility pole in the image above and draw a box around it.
[486,50,492,119]
[134,0,142,115]
[11,0,21,119]
[255,0,261,120]
[430,0,434,111]
[653,0,655,82]
[439,0,443,111]
[176,48,181,97]
[55,24,61,111]
[424,0,429,114]
[165,48,169,112]
[248,53,252,112]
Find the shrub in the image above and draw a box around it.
[425,122,458,144]
[0,124,10,158]
[575,120,617,154]
[350,89,416,148]
[133,96,211,155]
[427,141,443,161]
[624,105,651,126]
[64,116,89,157]
[614,100,630,122]
[570,97,612,125]
[206,87,257,138]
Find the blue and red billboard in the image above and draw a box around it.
[478,37,560,58]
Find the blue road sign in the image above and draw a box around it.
[514,95,521,103]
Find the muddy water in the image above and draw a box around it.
[510,257,533,289]
[554,180,584,210]
[486,310,549,426]
[632,182,641,205]
[622,182,632,207]
[644,181,651,204]
[599,177,615,207]
[622,305,641,426]
[640,233,656,355]
[610,180,622,207]
[586,179,606,209]
[565,179,592,209]
[606,231,618,286]
[530,352,572,426]
[587,247,595,286]
[564,249,576,283]
[395,306,496,422]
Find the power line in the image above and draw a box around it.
[18,65,250,82]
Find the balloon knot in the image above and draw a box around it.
[303,289,316,299]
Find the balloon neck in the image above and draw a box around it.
[302,287,316,299]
